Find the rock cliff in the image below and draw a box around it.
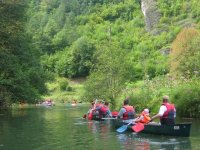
[141,0,161,33]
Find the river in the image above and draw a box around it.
[0,104,199,150]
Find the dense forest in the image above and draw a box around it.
[0,0,200,117]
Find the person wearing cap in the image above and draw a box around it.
[134,108,151,124]
[117,97,135,120]
[151,95,176,125]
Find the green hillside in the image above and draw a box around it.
[1,0,200,117]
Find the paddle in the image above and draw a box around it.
[116,121,133,133]
[132,122,144,133]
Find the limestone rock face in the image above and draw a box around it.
[141,0,161,33]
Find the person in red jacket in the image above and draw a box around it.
[95,101,112,118]
[151,95,176,125]
[117,98,135,120]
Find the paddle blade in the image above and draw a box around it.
[116,125,128,133]
[132,123,144,133]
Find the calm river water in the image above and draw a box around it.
[0,104,199,150]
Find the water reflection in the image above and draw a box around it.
[116,133,191,150]
[75,117,192,150]
[0,106,197,150]
[117,133,150,150]
[87,120,112,139]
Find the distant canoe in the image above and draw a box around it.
[114,120,191,137]
[39,101,55,107]
[71,103,77,106]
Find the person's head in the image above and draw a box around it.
[91,101,95,106]
[163,95,169,103]
[105,101,109,106]
[143,108,150,116]
[123,98,129,105]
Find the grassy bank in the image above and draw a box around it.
[42,77,85,104]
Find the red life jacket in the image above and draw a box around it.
[92,103,107,119]
[123,105,135,120]
[95,103,102,108]
[100,105,108,113]
[161,102,175,119]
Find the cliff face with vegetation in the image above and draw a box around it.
[141,0,161,33]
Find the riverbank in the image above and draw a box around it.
[42,77,85,104]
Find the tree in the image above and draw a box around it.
[69,36,96,77]
[170,28,200,77]
[83,41,131,103]
[0,1,46,108]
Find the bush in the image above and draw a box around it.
[58,78,69,91]
[171,79,200,118]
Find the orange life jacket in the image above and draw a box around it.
[138,112,151,124]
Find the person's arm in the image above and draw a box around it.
[174,108,176,118]
[134,116,143,123]
[151,113,161,121]
[117,108,126,119]
[106,110,113,117]
[151,105,166,121]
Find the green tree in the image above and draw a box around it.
[83,41,131,103]
[0,1,46,108]
[69,36,96,77]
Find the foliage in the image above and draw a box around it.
[69,36,96,77]
[170,28,200,77]
[43,77,84,103]
[58,78,69,91]
[1,0,200,117]
[82,42,131,103]
[0,1,47,108]
[124,75,200,118]
[172,78,200,118]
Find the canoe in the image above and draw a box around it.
[114,120,191,137]
[89,111,118,121]
[71,103,77,106]
[90,114,118,121]
[91,115,110,121]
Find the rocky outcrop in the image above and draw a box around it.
[141,0,161,33]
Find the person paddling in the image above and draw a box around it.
[95,101,112,118]
[117,97,135,121]
[150,95,176,125]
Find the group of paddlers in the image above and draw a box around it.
[83,100,113,120]
[84,95,176,125]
